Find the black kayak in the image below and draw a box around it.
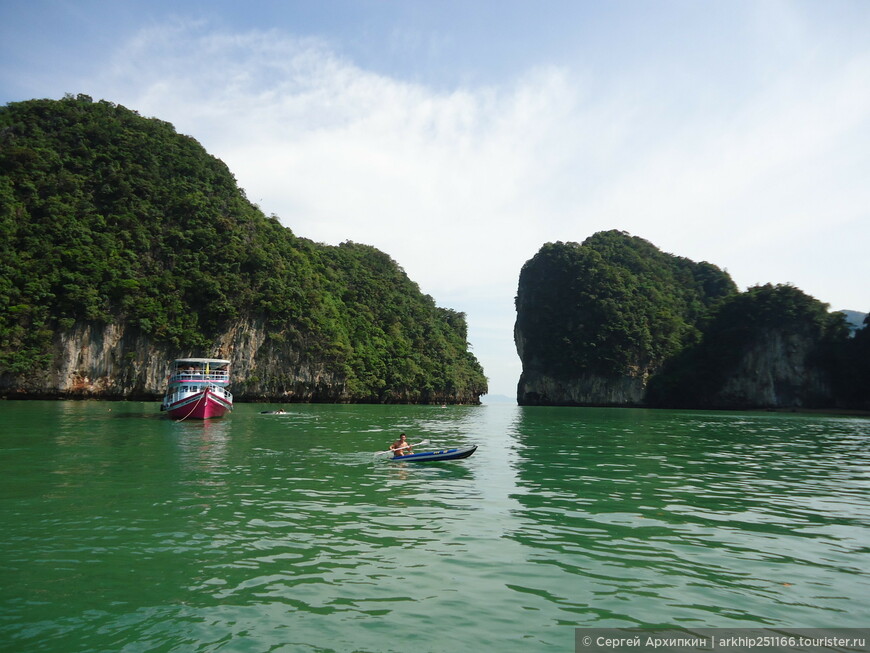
[390,445,477,462]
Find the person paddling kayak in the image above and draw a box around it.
[390,433,413,457]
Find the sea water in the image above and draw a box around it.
[1,401,869,651]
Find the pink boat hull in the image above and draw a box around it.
[165,388,232,420]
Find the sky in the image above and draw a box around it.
[2,1,869,399]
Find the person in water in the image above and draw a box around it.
[390,433,413,457]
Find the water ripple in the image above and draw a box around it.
[2,403,869,651]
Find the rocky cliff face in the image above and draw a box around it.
[706,329,832,409]
[516,324,835,410]
[514,320,648,406]
[1,319,477,403]
[516,370,647,406]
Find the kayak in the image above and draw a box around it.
[390,444,477,462]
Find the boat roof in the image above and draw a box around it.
[171,358,230,365]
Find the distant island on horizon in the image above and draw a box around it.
[480,394,517,405]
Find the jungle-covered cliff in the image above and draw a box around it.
[514,232,736,406]
[515,231,869,410]
[0,95,487,403]
[644,283,857,409]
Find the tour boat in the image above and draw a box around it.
[160,358,233,420]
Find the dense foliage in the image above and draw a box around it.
[0,95,486,401]
[313,242,486,400]
[514,231,737,380]
[645,283,852,407]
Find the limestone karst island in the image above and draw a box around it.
[514,232,869,410]
[0,95,486,404]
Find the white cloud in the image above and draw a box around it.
[97,30,571,252]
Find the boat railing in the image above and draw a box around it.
[164,384,233,401]
[170,370,230,383]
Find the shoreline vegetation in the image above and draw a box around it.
[0,95,486,404]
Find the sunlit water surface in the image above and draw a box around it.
[1,401,869,651]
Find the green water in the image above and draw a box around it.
[1,401,868,652]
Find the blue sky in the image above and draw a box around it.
[2,1,869,398]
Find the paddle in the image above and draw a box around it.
[373,439,429,458]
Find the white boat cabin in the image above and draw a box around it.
[168,358,230,385]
